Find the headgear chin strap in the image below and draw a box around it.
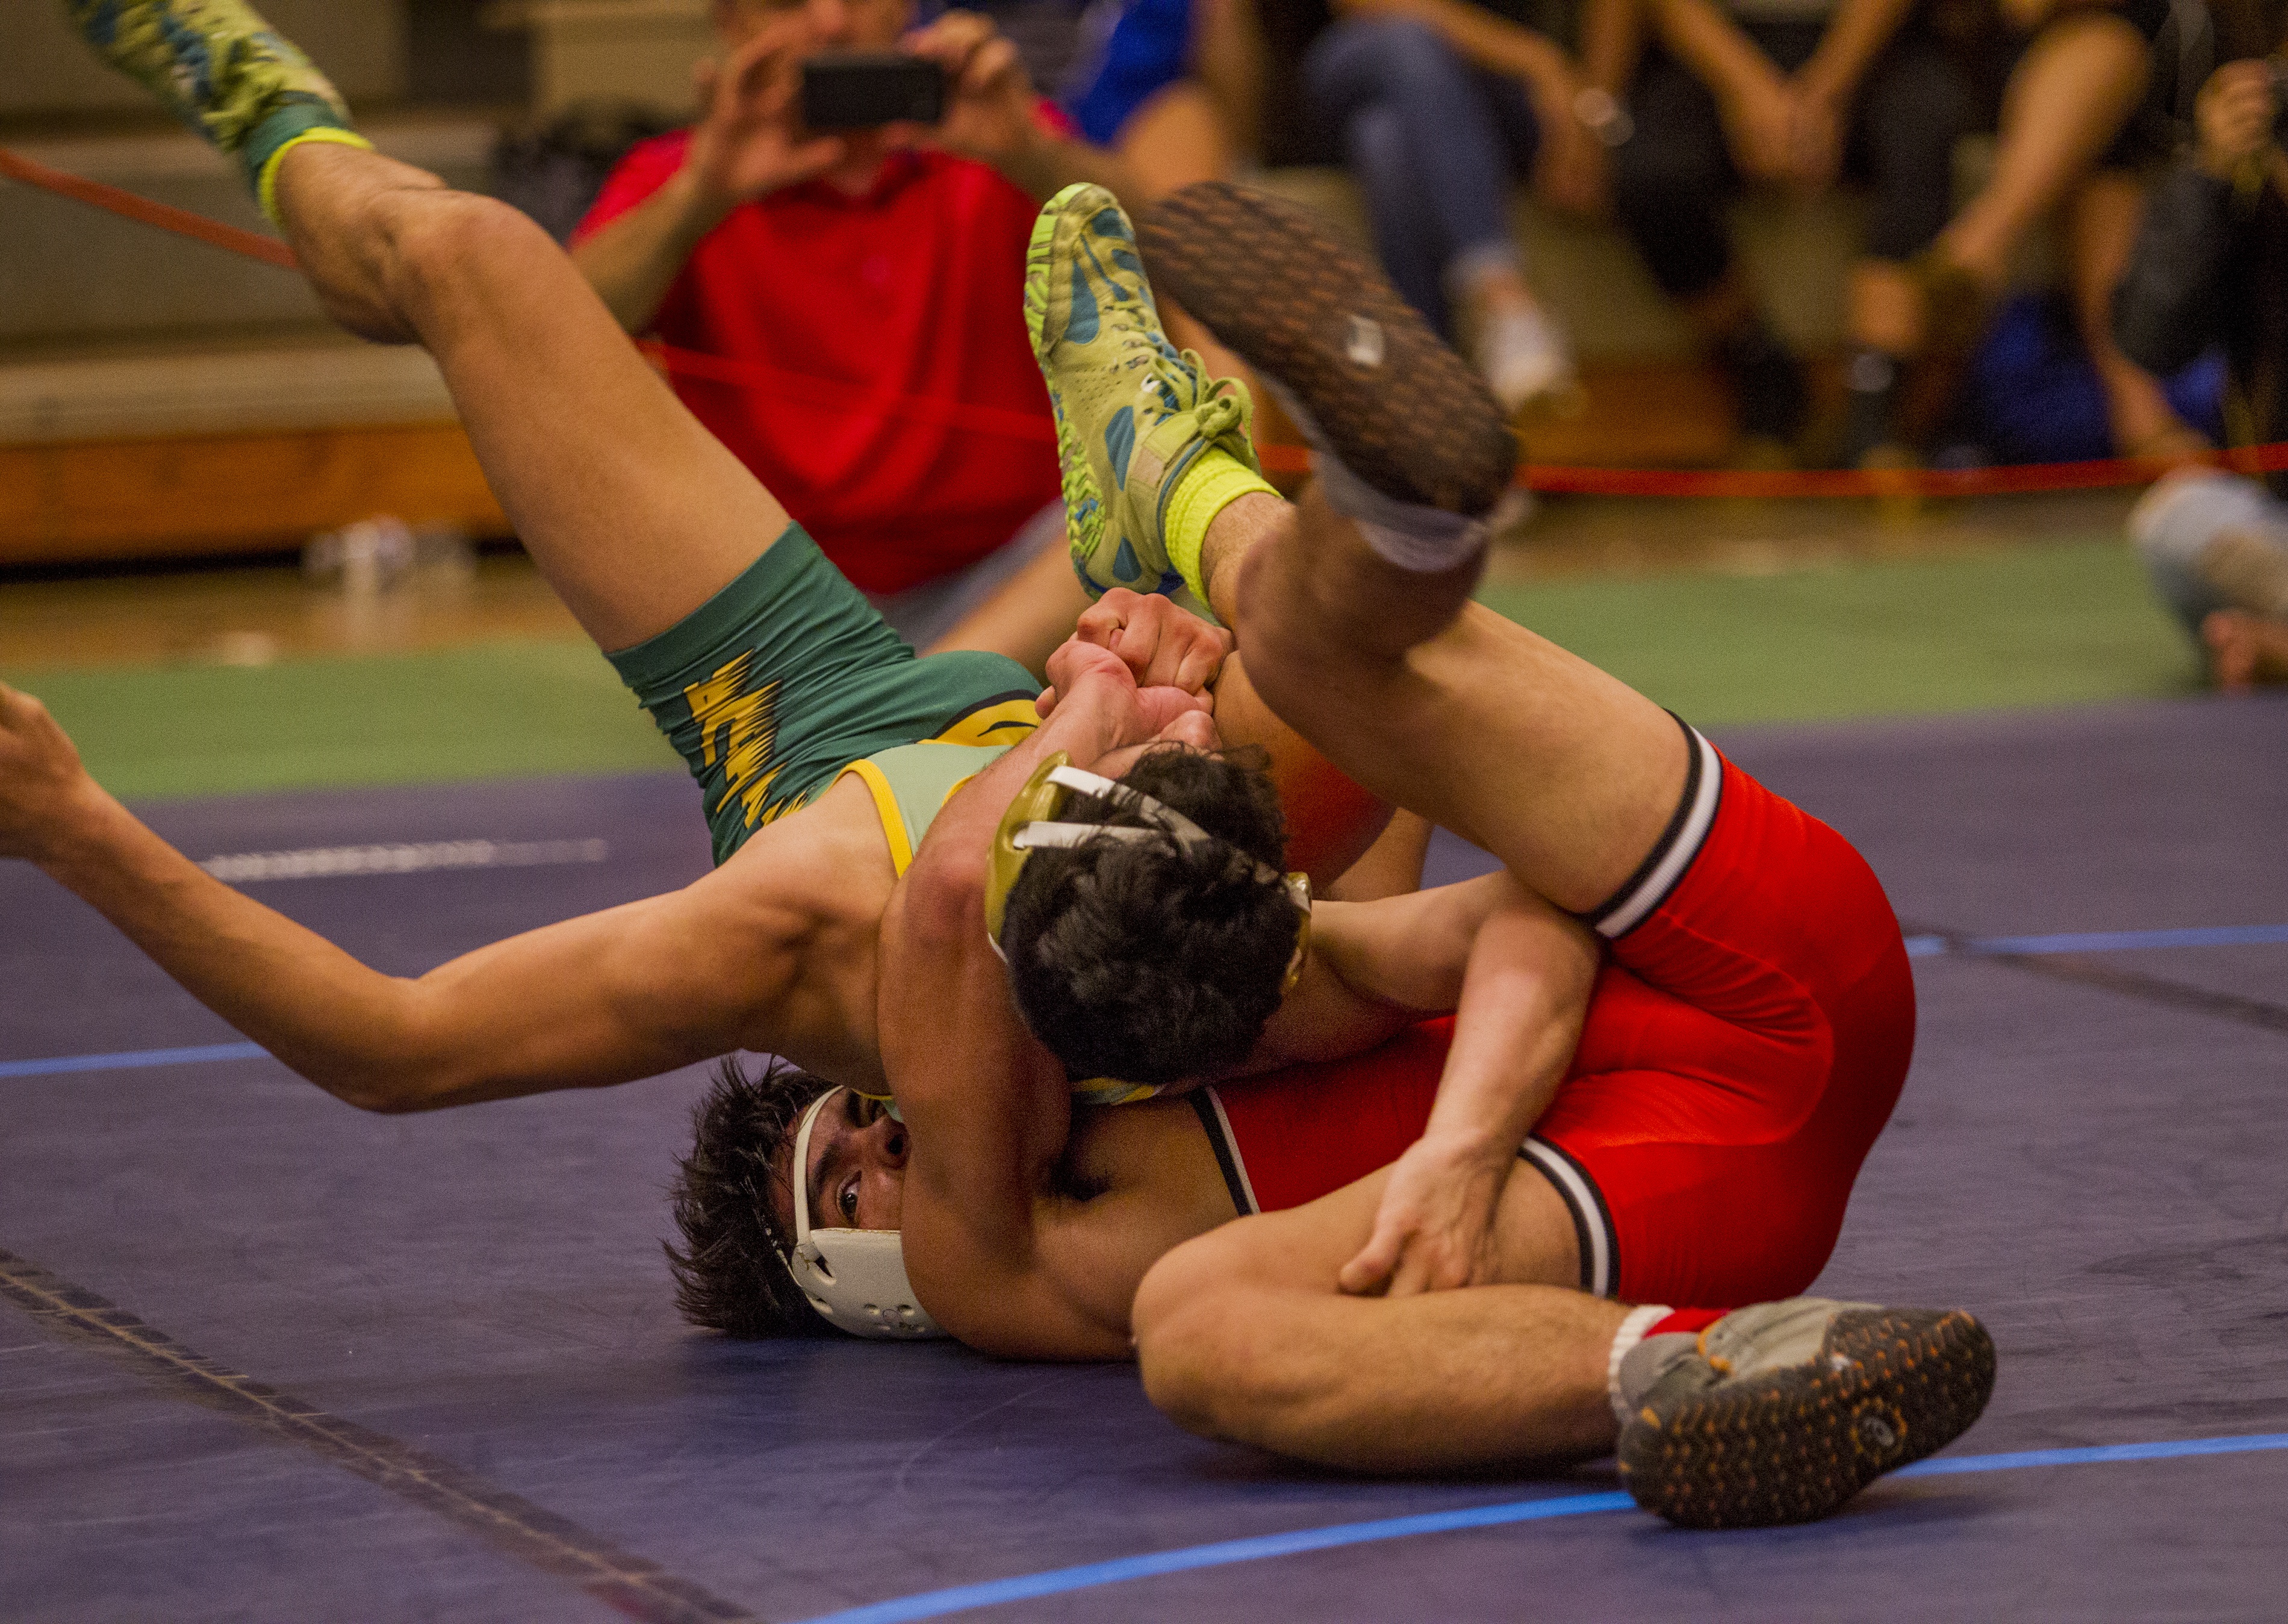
[782,1088,945,1340]
[982,753,1312,992]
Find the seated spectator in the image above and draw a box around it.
[1057,0,1267,367]
[1861,0,2210,461]
[1251,0,1615,412]
[570,0,1143,670]
[2118,25,2288,687]
[1613,0,1972,460]
[1065,0,1247,191]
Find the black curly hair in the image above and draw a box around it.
[997,743,1298,1086]
[664,1056,845,1339]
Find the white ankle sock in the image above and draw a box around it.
[1606,1303,1673,1428]
[1314,451,1525,572]
[1262,373,1526,571]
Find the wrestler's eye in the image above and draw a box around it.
[838,1180,859,1224]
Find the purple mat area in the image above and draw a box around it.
[3,697,2283,1622]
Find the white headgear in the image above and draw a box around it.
[782,1087,946,1340]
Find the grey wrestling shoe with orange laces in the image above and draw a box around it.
[1615,1298,1996,1529]
[1135,181,1518,520]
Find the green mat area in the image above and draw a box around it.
[5,539,2197,802]
[1476,538,2198,725]
[1,640,677,803]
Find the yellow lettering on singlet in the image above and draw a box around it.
[684,652,784,830]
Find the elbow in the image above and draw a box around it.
[319,1024,464,1114]
[328,1067,440,1114]
[1133,1231,1273,1439]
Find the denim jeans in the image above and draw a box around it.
[1301,16,1540,335]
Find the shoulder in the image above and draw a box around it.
[718,774,900,917]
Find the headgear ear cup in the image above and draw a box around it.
[782,1089,947,1339]
[984,752,1074,951]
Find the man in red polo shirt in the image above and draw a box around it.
[571,0,1140,668]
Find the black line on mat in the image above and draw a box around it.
[0,1245,760,1624]
[1908,925,2288,1037]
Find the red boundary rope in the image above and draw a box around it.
[8,142,2280,499]
[0,145,297,271]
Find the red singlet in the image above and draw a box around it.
[1197,735,1915,1309]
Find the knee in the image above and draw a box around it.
[1345,104,1408,184]
[2129,468,2266,569]
[2017,7,2150,83]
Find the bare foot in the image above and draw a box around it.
[2199,609,2288,691]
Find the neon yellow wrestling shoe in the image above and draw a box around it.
[63,0,370,222]
[1025,183,1269,600]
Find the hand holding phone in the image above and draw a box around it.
[896,11,1043,175]
[685,16,848,208]
[800,52,948,131]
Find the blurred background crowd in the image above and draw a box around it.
[5,0,2287,686]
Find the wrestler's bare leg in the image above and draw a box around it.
[1185,486,1687,916]
[272,143,786,652]
[1133,1166,1623,1471]
[281,146,1420,884]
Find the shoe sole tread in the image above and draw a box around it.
[1135,182,1515,516]
[1617,1306,1997,1529]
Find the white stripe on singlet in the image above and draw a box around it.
[1520,1136,1617,1297]
[1590,725,1723,940]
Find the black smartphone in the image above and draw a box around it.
[800,52,947,131]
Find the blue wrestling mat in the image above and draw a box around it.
[4,696,2284,1622]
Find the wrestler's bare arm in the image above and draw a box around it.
[1340,879,1601,1295]
[1235,872,1534,1071]
[883,659,1210,1357]
[0,682,848,1111]
[880,863,1185,1358]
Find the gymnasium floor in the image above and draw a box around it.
[4,503,2284,1620]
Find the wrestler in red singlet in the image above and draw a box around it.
[1196,738,1915,1310]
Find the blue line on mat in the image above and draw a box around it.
[1904,923,2288,959]
[793,1433,2288,1624]
[0,1042,267,1080]
[1895,1432,2288,1475]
